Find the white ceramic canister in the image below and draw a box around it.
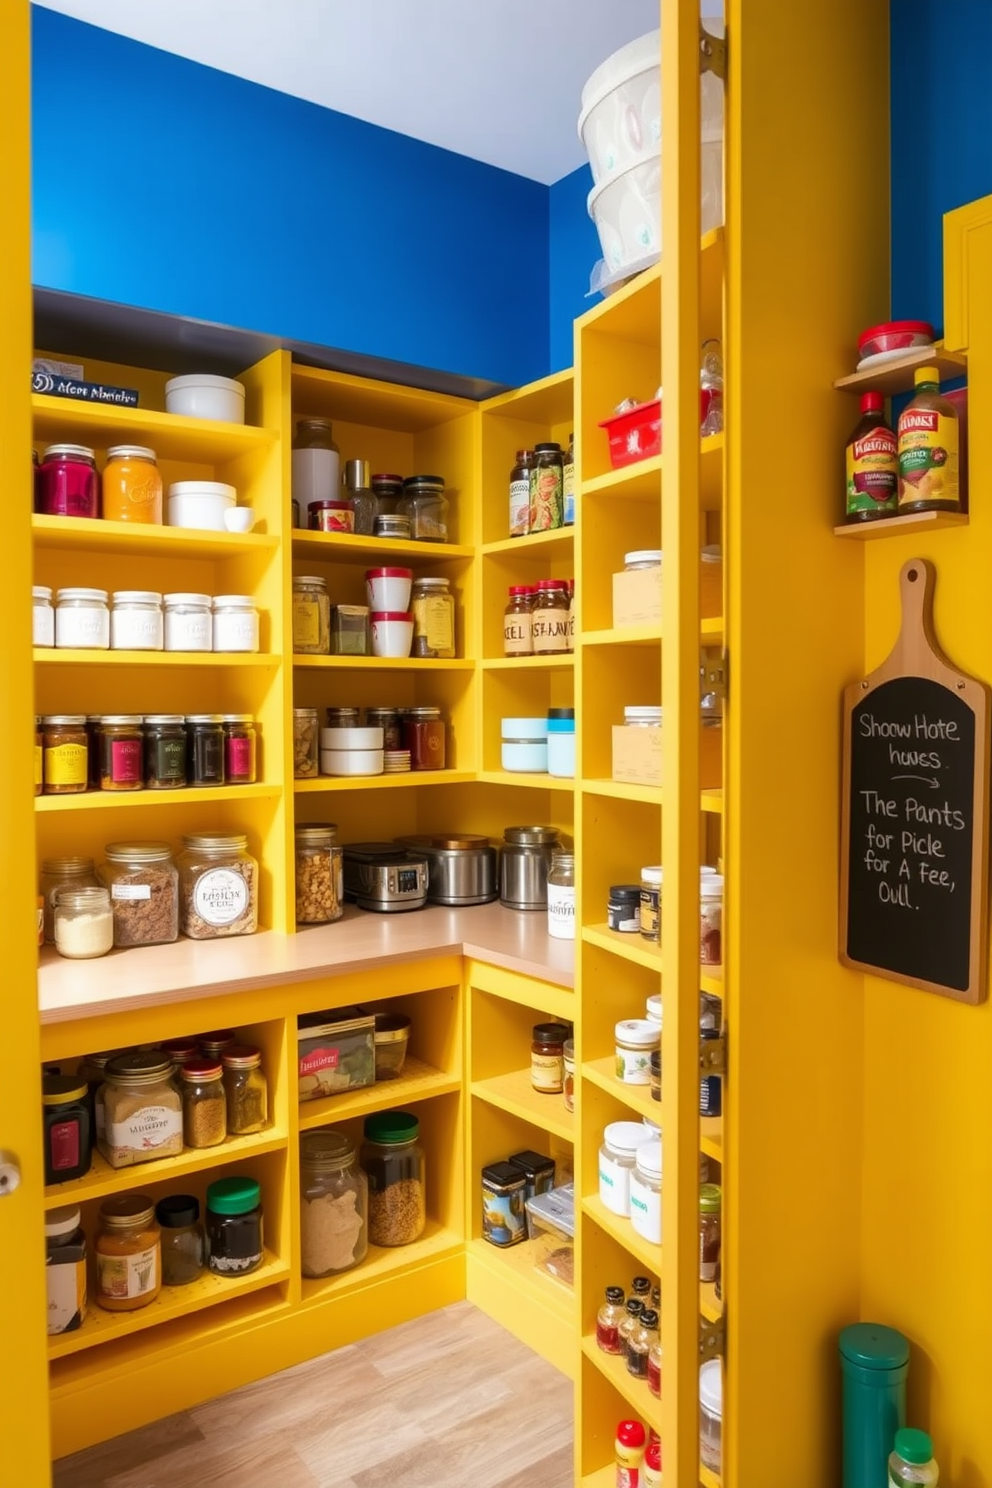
[615,1017,660,1084]
[110,591,164,651]
[501,717,549,773]
[212,595,259,653]
[164,373,246,424]
[163,593,213,652]
[629,1138,663,1244]
[167,480,236,531]
[54,588,110,649]
[33,585,54,647]
[598,1120,652,1216]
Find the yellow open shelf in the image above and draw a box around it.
[32,513,280,557]
[581,434,724,512]
[31,394,276,461]
[583,618,724,648]
[581,1335,659,1425]
[36,782,282,813]
[583,778,725,812]
[833,343,967,395]
[482,528,575,557]
[291,363,470,432]
[299,1220,463,1305]
[582,1192,661,1275]
[477,770,575,792]
[581,1469,617,1488]
[701,1116,723,1163]
[43,1128,289,1209]
[294,770,476,793]
[480,654,574,670]
[297,1056,461,1130]
[47,1249,288,1360]
[467,1235,575,1324]
[293,654,475,672]
[291,529,473,562]
[583,1057,658,1121]
[34,648,279,669]
[700,1466,722,1488]
[482,366,575,426]
[833,510,969,541]
[471,1066,575,1143]
[581,925,724,1001]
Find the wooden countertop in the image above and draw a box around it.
[37,902,575,1024]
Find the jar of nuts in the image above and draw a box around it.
[295,823,343,925]
[293,708,319,779]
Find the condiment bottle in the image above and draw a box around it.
[845,391,898,521]
[700,1183,722,1281]
[530,1022,570,1094]
[618,1297,644,1364]
[897,367,960,513]
[529,443,564,530]
[509,448,534,537]
[504,586,533,656]
[615,1419,646,1488]
[889,1428,939,1487]
[563,433,575,525]
[627,1306,659,1379]
[643,1438,662,1488]
[596,1285,626,1353]
[42,1075,92,1185]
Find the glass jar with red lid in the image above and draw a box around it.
[371,474,405,516]
[36,444,100,518]
[531,579,570,655]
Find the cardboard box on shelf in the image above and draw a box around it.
[612,722,723,789]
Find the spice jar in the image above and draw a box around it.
[402,706,446,770]
[222,715,257,784]
[596,1285,626,1353]
[375,512,412,540]
[331,604,370,655]
[163,592,212,652]
[156,1195,205,1286]
[200,1031,236,1060]
[326,707,361,729]
[481,1162,528,1248]
[33,585,54,647]
[701,873,724,965]
[509,448,535,537]
[45,1205,87,1335]
[54,885,114,961]
[98,1051,183,1168]
[629,1140,663,1244]
[40,856,99,942]
[100,840,179,947]
[615,1019,660,1084]
[599,1122,649,1216]
[160,1037,201,1072]
[143,715,188,789]
[179,1058,227,1148]
[295,822,343,925]
[177,832,258,939]
[300,1130,369,1277]
[531,1021,570,1094]
[36,444,99,518]
[640,865,663,942]
[628,1306,659,1380]
[54,587,110,649]
[292,416,340,524]
[563,1038,575,1113]
[41,715,89,795]
[221,1044,268,1134]
[648,1337,662,1397]
[547,851,576,940]
[42,1075,92,1185]
[206,1177,264,1275]
[531,579,570,655]
[110,591,164,651]
[365,708,402,750]
[95,1195,161,1311]
[371,473,404,516]
[503,586,533,655]
[529,443,564,531]
[293,707,319,778]
[212,594,260,653]
[103,445,162,523]
[618,1299,645,1365]
[292,575,331,655]
[608,884,641,933]
[699,1183,722,1281]
[186,715,225,787]
[309,498,356,532]
[615,1420,646,1487]
[342,457,378,535]
[97,715,144,791]
[399,475,448,542]
[411,577,456,657]
[362,1110,426,1247]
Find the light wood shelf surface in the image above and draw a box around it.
[298,1055,460,1129]
[833,510,968,540]
[833,343,967,394]
[471,1065,575,1143]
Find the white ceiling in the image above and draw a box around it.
[35,0,721,184]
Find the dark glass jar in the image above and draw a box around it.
[503,586,533,656]
[156,1195,205,1286]
[530,1021,571,1095]
[371,473,404,516]
[402,706,446,770]
[185,714,225,787]
[42,1075,91,1185]
[222,715,257,785]
[365,708,402,750]
[700,1183,722,1282]
[509,449,535,537]
[205,1176,264,1275]
[628,1307,659,1380]
[143,715,187,789]
[36,444,100,518]
[529,443,564,531]
[618,1298,644,1363]
[608,884,642,933]
[531,579,570,655]
[97,715,144,792]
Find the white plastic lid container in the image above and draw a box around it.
[168,480,236,531]
[599,1121,652,1215]
[165,373,246,424]
[625,706,662,726]
[645,993,662,1026]
[615,1018,660,1085]
[700,1359,723,1471]
[629,1138,663,1244]
[624,549,662,569]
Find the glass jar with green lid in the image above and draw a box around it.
[205,1176,264,1275]
[300,1129,369,1276]
[362,1110,426,1247]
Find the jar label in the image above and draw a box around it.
[846,425,897,516]
[531,607,570,652]
[481,1186,527,1246]
[616,1045,653,1084]
[49,1117,80,1171]
[415,594,453,654]
[630,1171,663,1244]
[209,1243,263,1275]
[509,478,530,537]
[503,614,532,655]
[46,1252,86,1335]
[107,1104,182,1153]
[226,736,254,779]
[547,882,576,940]
[111,883,151,901]
[640,888,660,940]
[44,742,88,787]
[165,613,211,650]
[530,467,563,530]
[151,737,186,780]
[563,463,575,525]
[531,1051,564,1092]
[292,595,321,649]
[34,744,43,789]
[898,406,959,509]
[97,1242,159,1300]
[194,868,249,925]
[110,738,142,782]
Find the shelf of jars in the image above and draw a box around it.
[35,782,282,813]
[31,514,280,557]
[579,435,723,512]
[299,1220,464,1306]
[297,1056,461,1131]
[31,393,277,461]
[470,1067,575,1143]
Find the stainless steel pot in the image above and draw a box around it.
[395,835,498,907]
[499,825,561,910]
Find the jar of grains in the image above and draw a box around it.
[222,715,257,784]
[41,715,89,795]
[205,1177,264,1276]
[95,1195,161,1312]
[54,588,110,649]
[143,715,188,789]
[40,855,99,942]
[97,1052,183,1168]
[36,444,99,519]
[212,595,259,653]
[155,1195,205,1286]
[33,585,54,646]
[292,575,330,655]
[102,445,162,524]
[295,822,344,925]
[97,716,144,791]
[293,707,319,778]
[163,593,212,652]
[100,841,179,947]
[411,577,456,658]
[300,1129,369,1277]
[362,1111,426,1247]
[221,1044,268,1134]
[178,1058,228,1149]
[177,832,258,939]
[54,886,114,960]
[110,591,163,651]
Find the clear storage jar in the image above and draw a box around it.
[95,1195,161,1312]
[163,593,212,652]
[599,1121,649,1216]
[41,716,89,795]
[627,1306,659,1381]
[177,832,258,939]
[222,1044,268,1134]
[295,822,344,924]
[186,715,225,787]
[399,475,448,542]
[629,1139,662,1244]
[97,715,144,791]
[40,855,99,942]
[700,1359,723,1471]
[98,1052,183,1169]
[293,575,330,654]
[293,707,319,778]
[110,591,163,650]
[179,1059,227,1148]
[300,1129,369,1276]
[700,1182,722,1281]
[155,1195,205,1286]
[103,445,162,524]
[100,839,179,948]
[212,595,259,653]
[547,851,576,940]
[54,886,114,960]
[701,873,724,965]
[596,1285,626,1353]
[33,585,54,647]
[55,587,109,649]
[362,1110,426,1247]
[615,1018,659,1084]
[411,577,455,657]
[222,715,257,784]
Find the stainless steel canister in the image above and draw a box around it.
[499,825,561,910]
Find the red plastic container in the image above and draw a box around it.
[857,319,934,360]
[600,400,661,469]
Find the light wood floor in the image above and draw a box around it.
[53,1303,575,1488]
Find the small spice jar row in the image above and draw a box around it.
[480,1148,557,1248]
[36,713,259,796]
[596,1274,662,1394]
[291,429,450,541]
[292,570,456,659]
[611,990,722,1115]
[293,704,448,778]
[33,586,260,652]
[503,578,575,656]
[508,438,575,536]
[42,1033,269,1186]
[40,832,258,959]
[45,1176,264,1335]
[607,863,724,965]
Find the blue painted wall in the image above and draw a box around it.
[30,6,550,389]
[549,164,600,372]
[890,0,992,333]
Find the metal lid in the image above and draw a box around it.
[40,715,86,726]
[405,706,441,719]
[300,1129,356,1169]
[97,715,143,726]
[294,707,319,717]
[178,1059,223,1081]
[185,714,223,724]
[295,823,339,845]
[373,1013,411,1043]
[503,825,559,846]
[41,444,95,461]
[294,575,329,588]
[411,577,450,590]
[220,1043,262,1069]
[106,445,156,461]
[181,833,249,851]
[143,715,185,726]
[221,714,254,724]
[99,1194,156,1230]
[104,1051,174,1084]
[40,856,95,875]
[342,458,371,489]
[402,474,444,489]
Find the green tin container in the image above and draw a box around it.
[839,1322,910,1488]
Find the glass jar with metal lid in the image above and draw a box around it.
[100,841,178,949]
[179,1058,227,1149]
[177,832,258,939]
[54,886,114,961]
[402,706,446,770]
[499,824,561,910]
[300,1129,369,1276]
[185,714,225,786]
[371,473,404,515]
[295,822,343,925]
[292,416,340,522]
[365,708,402,750]
[293,707,319,778]
[97,715,144,791]
[326,707,361,728]
[98,1051,183,1169]
[221,1044,268,1134]
[529,443,564,531]
[110,591,164,651]
[212,595,259,653]
[163,593,212,652]
[292,575,330,655]
[40,855,99,941]
[547,851,576,940]
[41,716,89,795]
[411,577,455,657]
[399,475,448,542]
[143,715,187,789]
[95,1195,161,1311]
[103,445,162,523]
[36,444,99,518]
[222,715,257,784]
[375,512,412,540]
[54,588,110,649]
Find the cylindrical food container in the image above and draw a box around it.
[640,865,663,941]
[599,1121,650,1216]
[615,1018,660,1084]
[608,884,641,932]
[366,567,413,612]
[629,1139,662,1244]
[700,1359,723,1472]
[481,1161,528,1247]
[100,840,179,948]
[45,1205,87,1334]
[547,851,576,940]
[499,825,560,909]
[37,444,99,518]
[177,832,258,939]
[546,708,575,777]
[295,822,344,924]
[167,480,236,530]
[293,708,319,778]
[33,586,54,647]
[110,591,163,651]
[319,725,384,777]
[300,1130,368,1277]
[205,1177,264,1275]
[839,1323,910,1488]
[55,588,110,649]
[212,595,260,653]
[411,576,455,657]
[700,873,724,965]
[165,373,246,423]
[95,1195,161,1312]
[402,707,446,770]
[501,717,549,773]
[103,446,162,524]
[309,498,355,532]
[163,593,212,652]
[362,1111,426,1247]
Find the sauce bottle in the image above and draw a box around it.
[897,367,960,514]
[845,392,898,522]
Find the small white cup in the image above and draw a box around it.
[370,611,414,659]
[223,507,255,533]
[366,567,413,612]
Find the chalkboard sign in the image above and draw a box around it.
[840,559,990,1004]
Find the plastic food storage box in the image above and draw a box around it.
[524,1182,575,1289]
[297,1007,375,1100]
[600,400,661,468]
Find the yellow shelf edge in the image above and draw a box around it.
[31,394,276,451]
[481,528,575,556]
[31,514,280,554]
[480,655,574,670]
[481,365,574,417]
[298,1059,461,1128]
[290,530,473,560]
[293,770,476,793]
[580,1335,659,1425]
[292,655,475,671]
[699,1465,722,1488]
[581,925,724,999]
[582,454,662,498]
[43,1130,289,1209]
[36,782,282,813]
[583,625,662,647]
[581,1193,662,1276]
[470,1070,575,1143]
[466,1235,576,1328]
[477,770,575,792]
[833,511,968,540]
[34,648,279,668]
[298,1221,464,1306]
[582,1056,659,1120]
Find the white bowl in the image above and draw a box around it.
[370,611,414,659]
[167,481,236,531]
[165,374,246,424]
[578,29,661,186]
[366,567,413,612]
[223,506,255,533]
[320,727,384,751]
[319,748,384,777]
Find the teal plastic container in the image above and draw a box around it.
[839,1323,910,1488]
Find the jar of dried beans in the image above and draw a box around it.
[98,1052,183,1169]
[179,1058,228,1149]
[300,1129,368,1277]
[293,707,319,778]
[362,1110,426,1247]
[99,841,179,947]
[295,822,343,925]
[177,832,258,939]
[221,1044,268,1135]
